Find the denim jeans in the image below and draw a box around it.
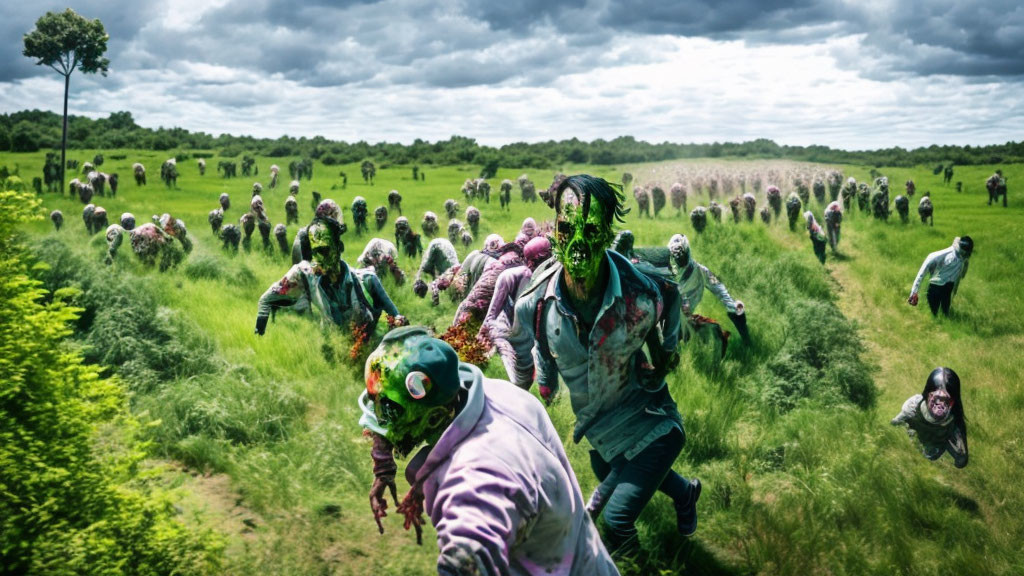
[588,427,694,555]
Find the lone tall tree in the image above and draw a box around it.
[23,9,109,191]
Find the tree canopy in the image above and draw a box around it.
[22,8,110,78]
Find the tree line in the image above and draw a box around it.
[2,109,1022,168]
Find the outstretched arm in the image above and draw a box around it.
[255,265,307,334]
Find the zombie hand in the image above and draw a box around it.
[908,293,919,307]
[370,433,399,535]
[255,315,269,336]
[396,488,426,545]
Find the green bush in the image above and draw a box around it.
[0,187,220,574]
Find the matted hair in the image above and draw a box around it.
[555,175,629,225]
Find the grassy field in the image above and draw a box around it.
[6,149,1023,575]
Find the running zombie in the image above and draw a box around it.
[507,175,701,558]
[358,327,618,574]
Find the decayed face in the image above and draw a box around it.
[556,187,613,285]
[365,337,451,457]
[308,222,342,273]
[926,389,953,420]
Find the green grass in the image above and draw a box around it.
[7,149,1024,575]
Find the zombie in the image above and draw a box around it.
[388,189,402,215]
[760,206,771,225]
[794,177,810,206]
[394,216,422,259]
[105,224,124,264]
[421,211,439,238]
[918,195,934,225]
[352,196,369,235]
[465,206,480,236]
[871,177,890,221]
[375,205,388,231]
[670,182,687,215]
[157,213,193,254]
[358,327,617,573]
[274,224,289,255]
[357,238,406,285]
[909,236,972,317]
[708,201,722,223]
[429,234,504,306]
[499,179,513,210]
[690,206,708,233]
[256,216,404,337]
[827,170,843,201]
[895,195,910,223]
[841,178,857,212]
[664,234,748,346]
[286,196,299,226]
[82,204,96,234]
[857,183,871,213]
[240,213,256,253]
[50,209,63,231]
[92,207,109,235]
[447,219,464,245]
[633,186,651,218]
[219,192,230,211]
[905,179,916,198]
[127,222,186,270]
[220,224,241,252]
[770,184,782,218]
[292,200,346,264]
[120,212,136,231]
[444,199,459,220]
[986,170,1007,207]
[891,367,967,468]
[460,230,473,249]
[611,230,636,261]
[507,175,701,558]
[943,164,954,185]
[812,177,826,204]
[480,237,553,381]
[823,201,842,252]
[252,182,263,198]
[413,238,460,298]
[805,211,828,265]
[742,193,756,222]
[651,185,666,217]
[728,197,741,223]
[786,193,802,231]
[518,218,539,244]
[451,242,524,327]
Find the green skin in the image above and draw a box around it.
[307,222,343,280]
[556,191,616,301]
[365,336,454,458]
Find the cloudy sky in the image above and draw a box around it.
[2,0,1022,150]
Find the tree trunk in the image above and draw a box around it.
[60,73,69,191]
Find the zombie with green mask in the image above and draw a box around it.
[255,214,403,336]
[358,327,618,574]
[507,175,701,559]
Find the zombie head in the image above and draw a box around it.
[413,279,428,298]
[524,236,552,270]
[612,230,635,256]
[316,199,343,222]
[252,182,263,197]
[307,216,346,273]
[50,209,63,231]
[120,212,136,231]
[520,217,538,240]
[251,195,267,219]
[461,230,473,248]
[220,193,231,211]
[954,236,973,259]
[668,233,691,273]
[922,367,963,424]
[483,233,504,252]
[553,175,627,289]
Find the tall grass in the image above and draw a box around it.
[8,149,1023,575]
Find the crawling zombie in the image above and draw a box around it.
[451,242,524,327]
[871,177,890,221]
[421,211,439,238]
[918,195,934,226]
[428,234,504,306]
[374,205,388,231]
[786,193,802,231]
[908,236,972,317]
[633,186,651,218]
[611,229,636,261]
[394,216,423,259]
[895,195,910,223]
[841,178,857,212]
[444,199,459,220]
[767,185,783,220]
[285,196,299,226]
[357,238,407,284]
[388,189,402,215]
[358,327,618,574]
[690,205,708,233]
[499,179,513,210]
[50,209,63,231]
[742,193,757,222]
[986,170,1007,207]
[413,238,460,298]
[507,175,701,558]
[465,206,480,236]
[891,367,968,468]
[256,215,404,337]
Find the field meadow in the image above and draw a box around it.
[5,149,1023,575]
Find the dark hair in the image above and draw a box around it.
[959,235,973,255]
[555,175,629,225]
[923,367,966,429]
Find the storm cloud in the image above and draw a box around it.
[1,0,1021,149]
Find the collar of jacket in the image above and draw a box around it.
[406,362,484,486]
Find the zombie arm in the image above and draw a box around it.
[255,265,308,334]
[433,461,532,576]
[890,395,922,428]
[953,259,969,296]
[699,264,738,314]
[507,296,542,389]
[910,252,940,297]
[481,271,515,336]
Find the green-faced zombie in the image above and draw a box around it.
[555,177,623,297]
[307,218,345,277]
[362,326,462,459]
